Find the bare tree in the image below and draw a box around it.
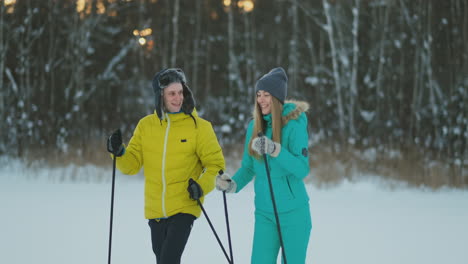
[227,0,245,96]
[241,7,255,101]
[170,0,180,66]
[191,0,202,92]
[289,0,299,93]
[0,3,10,154]
[349,0,360,137]
[0,3,8,122]
[204,34,212,98]
[374,0,391,118]
[322,0,345,139]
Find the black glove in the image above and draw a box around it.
[188,179,203,200]
[107,129,125,157]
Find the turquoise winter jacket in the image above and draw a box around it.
[232,101,310,213]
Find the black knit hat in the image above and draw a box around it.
[152,68,195,120]
[255,67,288,104]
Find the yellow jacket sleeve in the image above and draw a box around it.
[115,121,144,175]
[195,121,225,195]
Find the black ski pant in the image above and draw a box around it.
[148,213,196,264]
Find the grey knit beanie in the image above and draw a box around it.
[255,67,288,104]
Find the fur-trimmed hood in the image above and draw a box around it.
[282,100,309,125]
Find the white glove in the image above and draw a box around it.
[251,136,281,157]
[216,173,236,193]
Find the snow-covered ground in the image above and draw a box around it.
[1,158,467,264]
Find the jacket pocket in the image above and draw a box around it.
[285,176,295,199]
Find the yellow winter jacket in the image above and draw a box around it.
[114,109,225,219]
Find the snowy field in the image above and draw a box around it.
[1,158,468,264]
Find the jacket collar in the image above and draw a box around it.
[155,108,199,123]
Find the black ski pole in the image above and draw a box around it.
[258,132,288,264]
[219,171,234,264]
[108,155,117,264]
[189,179,232,264]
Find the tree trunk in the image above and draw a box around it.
[323,0,345,139]
[289,0,299,93]
[0,3,7,119]
[191,0,202,94]
[349,0,360,137]
[170,0,180,66]
[227,0,245,97]
[375,1,390,118]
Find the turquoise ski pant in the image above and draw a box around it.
[251,205,312,264]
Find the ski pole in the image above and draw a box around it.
[108,155,117,264]
[220,171,234,264]
[258,132,288,264]
[189,179,232,264]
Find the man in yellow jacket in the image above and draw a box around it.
[107,68,225,264]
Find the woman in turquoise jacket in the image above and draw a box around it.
[216,67,312,263]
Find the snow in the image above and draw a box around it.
[221,124,232,133]
[1,159,467,264]
[305,76,319,86]
[360,110,375,123]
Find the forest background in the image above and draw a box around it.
[1,0,466,188]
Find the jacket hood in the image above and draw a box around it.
[282,100,309,125]
[152,68,196,121]
[261,100,309,126]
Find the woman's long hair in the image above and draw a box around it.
[248,96,284,158]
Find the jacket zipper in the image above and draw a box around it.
[161,114,170,217]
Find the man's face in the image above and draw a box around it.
[163,83,184,113]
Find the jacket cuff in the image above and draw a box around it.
[271,142,281,158]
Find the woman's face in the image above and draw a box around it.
[256,90,272,115]
[163,83,184,112]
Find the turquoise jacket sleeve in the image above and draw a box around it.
[271,113,310,180]
[232,121,255,192]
